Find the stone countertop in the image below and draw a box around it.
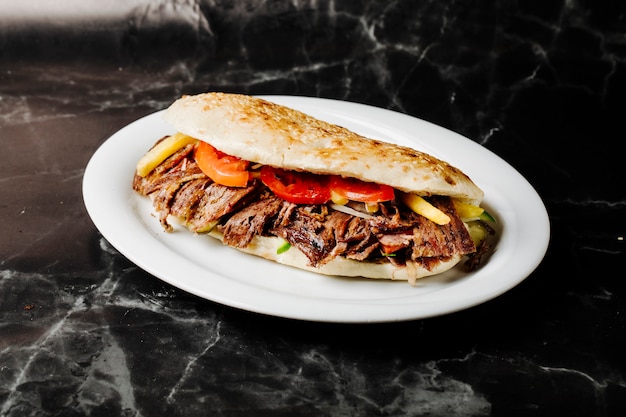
[1,1,625,416]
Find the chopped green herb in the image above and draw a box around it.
[277,240,291,254]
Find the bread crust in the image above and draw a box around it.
[163,93,484,204]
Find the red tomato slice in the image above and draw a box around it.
[260,166,330,205]
[194,141,250,187]
[329,176,395,203]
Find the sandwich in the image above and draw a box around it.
[132,92,495,285]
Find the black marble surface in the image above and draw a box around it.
[1,1,625,416]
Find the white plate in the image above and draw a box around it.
[83,96,549,323]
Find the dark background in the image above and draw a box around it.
[1,1,625,416]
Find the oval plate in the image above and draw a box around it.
[83,96,549,323]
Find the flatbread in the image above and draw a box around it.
[163,92,484,205]
[207,229,462,284]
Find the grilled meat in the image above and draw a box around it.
[132,150,477,271]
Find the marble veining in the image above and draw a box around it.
[1,1,625,416]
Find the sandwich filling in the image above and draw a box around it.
[133,136,494,276]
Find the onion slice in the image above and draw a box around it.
[329,203,375,220]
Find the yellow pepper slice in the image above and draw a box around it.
[136,133,197,177]
[401,194,451,225]
[452,199,485,219]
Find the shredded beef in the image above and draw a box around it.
[151,164,206,230]
[221,193,283,248]
[273,201,297,228]
[170,178,212,223]
[134,148,479,270]
[271,206,339,267]
[185,180,261,232]
[133,149,261,232]
[369,202,413,232]
[410,196,475,260]
[336,216,380,261]
[132,143,201,196]
[371,197,475,261]
[377,231,413,255]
